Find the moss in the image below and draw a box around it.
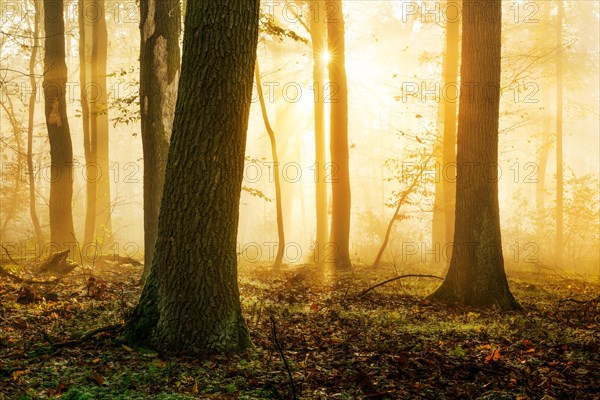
[125,272,160,346]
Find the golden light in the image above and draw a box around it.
[321,50,331,65]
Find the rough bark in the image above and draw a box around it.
[309,0,329,266]
[139,0,181,281]
[43,0,76,250]
[427,0,521,311]
[126,0,259,354]
[326,0,351,268]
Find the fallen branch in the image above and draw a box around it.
[42,323,124,348]
[0,245,62,285]
[356,274,443,298]
[557,296,599,305]
[270,315,298,400]
[2,323,124,360]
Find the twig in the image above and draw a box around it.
[269,315,298,400]
[356,274,443,298]
[557,296,598,305]
[1,243,20,265]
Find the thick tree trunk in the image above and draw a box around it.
[43,0,76,250]
[28,0,44,246]
[428,0,521,311]
[126,0,259,354]
[555,0,564,264]
[432,0,459,265]
[326,0,351,268]
[309,0,329,266]
[139,0,181,281]
[255,62,285,268]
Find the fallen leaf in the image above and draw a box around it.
[121,344,134,352]
[484,348,501,363]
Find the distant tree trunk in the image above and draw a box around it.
[555,0,564,264]
[255,62,285,268]
[536,114,552,237]
[326,0,351,268]
[139,0,181,281]
[91,0,111,243]
[428,0,521,311]
[81,0,111,246]
[27,0,44,246]
[126,0,259,354]
[79,0,94,245]
[309,0,329,266]
[43,0,75,250]
[0,95,24,237]
[432,2,459,265]
[535,2,553,243]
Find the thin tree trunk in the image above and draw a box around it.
[0,95,24,237]
[555,0,564,264]
[139,0,181,281]
[255,62,285,268]
[80,0,95,246]
[441,4,459,255]
[27,0,44,246]
[373,152,434,268]
[326,0,351,268]
[432,0,459,265]
[91,0,111,243]
[536,114,551,237]
[43,0,76,250]
[309,0,328,266]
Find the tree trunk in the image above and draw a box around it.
[326,0,351,268]
[536,114,552,238]
[43,0,76,250]
[28,0,44,246]
[81,0,111,247]
[555,0,564,264]
[432,0,459,265]
[0,95,24,238]
[441,4,459,257]
[139,0,181,281]
[126,0,259,354]
[80,0,95,246]
[427,0,521,311]
[255,62,285,268]
[309,0,329,266]
[91,0,111,244]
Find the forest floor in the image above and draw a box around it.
[0,260,598,400]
